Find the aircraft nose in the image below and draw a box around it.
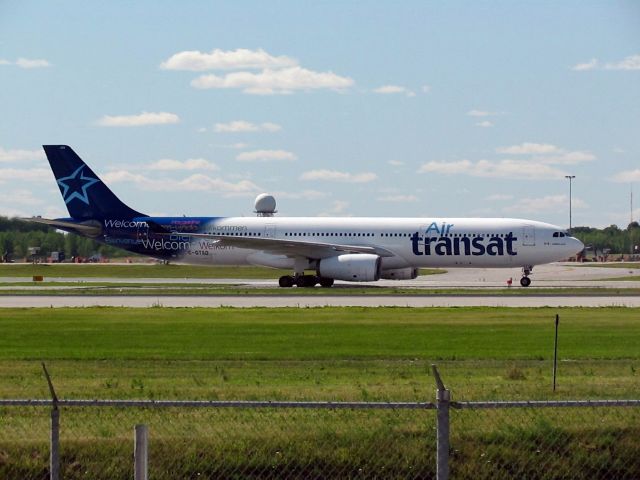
[570,236,584,254]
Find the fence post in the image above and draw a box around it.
[42,363,59,480]
[135,424,149,480]
[50,407,60,480]
[432,365,450,480]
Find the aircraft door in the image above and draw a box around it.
[522,226,536,246]
[137,222,149,242]
[264,224,276,238]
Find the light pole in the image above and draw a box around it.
[565,175,575,233]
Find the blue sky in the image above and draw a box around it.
[1,1,639,227]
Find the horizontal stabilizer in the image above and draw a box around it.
[21,217,102,237]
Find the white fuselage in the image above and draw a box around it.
[170,217,583,271]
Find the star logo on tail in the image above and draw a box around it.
[56,165,99,205]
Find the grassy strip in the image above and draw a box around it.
[0,263,446,279]
[1,307,639,362]
[2,358,639,401]
[0,263,292,278]
[1,285,640,295]
[600,275,640,281]
[576,262,640,269]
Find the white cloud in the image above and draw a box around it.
[418,159,568,180]
[147,158,218,171]
[213,142,249,150]
[97,111,180,127]
[373,85,415,97]
[503,195,586,214]
[496,143,595,164]
[191,66,354,94]
[15,58,51,69]
[0,168,51,183]
[160,48,297,71]
[572,58,598,71]
[605,54,640,71]
[475,121,494,128]
[236,149,297,162]
[214,121,282,133]
[300,169,377,183]
[421,85,431,93]
[378,194,418,203]
[610,169,640,183]
[467,109,498,117]
[0,189,45,206]
[0,59,11,65]
[540,151,595,164]
[318,200,350,217]
[0,147,44,163]
[271,190,330,200]
[486,194,514,201]
[572,54,640,72]
[388,160,405,167]
[102,170,259,195]
[496,142,563,155]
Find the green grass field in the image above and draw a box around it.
[1,307,639,400]
[1,307,639,479]
[0,263,292,278]
[578,262,640,269]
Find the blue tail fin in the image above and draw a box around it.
[43,145,145,220]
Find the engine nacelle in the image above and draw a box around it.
[380,268,419,280]
[317,254,381,282]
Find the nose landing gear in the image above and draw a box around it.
[520,266,533,287]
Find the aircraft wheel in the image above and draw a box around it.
[296,275,318,288]
[520,276,531,287]
[319,277,334,288]
[279,275,295,288]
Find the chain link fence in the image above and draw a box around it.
[2,379,640,479]
[450,401,640,479]
[1,400,436,480]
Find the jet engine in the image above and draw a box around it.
[380,268,419,280]
[317,254,381,282]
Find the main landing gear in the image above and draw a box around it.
[278,275,334,288]
[520,266,533,287]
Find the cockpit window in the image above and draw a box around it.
[553,231,567,238]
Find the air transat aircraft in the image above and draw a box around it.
[26,145,584,287]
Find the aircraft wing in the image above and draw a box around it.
[168,232,396,259]
[21,217,102,236]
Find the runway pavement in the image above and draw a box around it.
[1,295,639,308]
[0,262,637,289]
[0,263,638,307]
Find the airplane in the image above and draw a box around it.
[25,145,584,288]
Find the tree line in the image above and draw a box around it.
[0,215,638,261]
[572,222,640,257]
[0,217,128,261]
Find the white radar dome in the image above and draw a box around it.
[254,193,277,216]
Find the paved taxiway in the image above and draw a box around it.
[0,263,637,307]
[1,295,639,307]
[0,263,637,289]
